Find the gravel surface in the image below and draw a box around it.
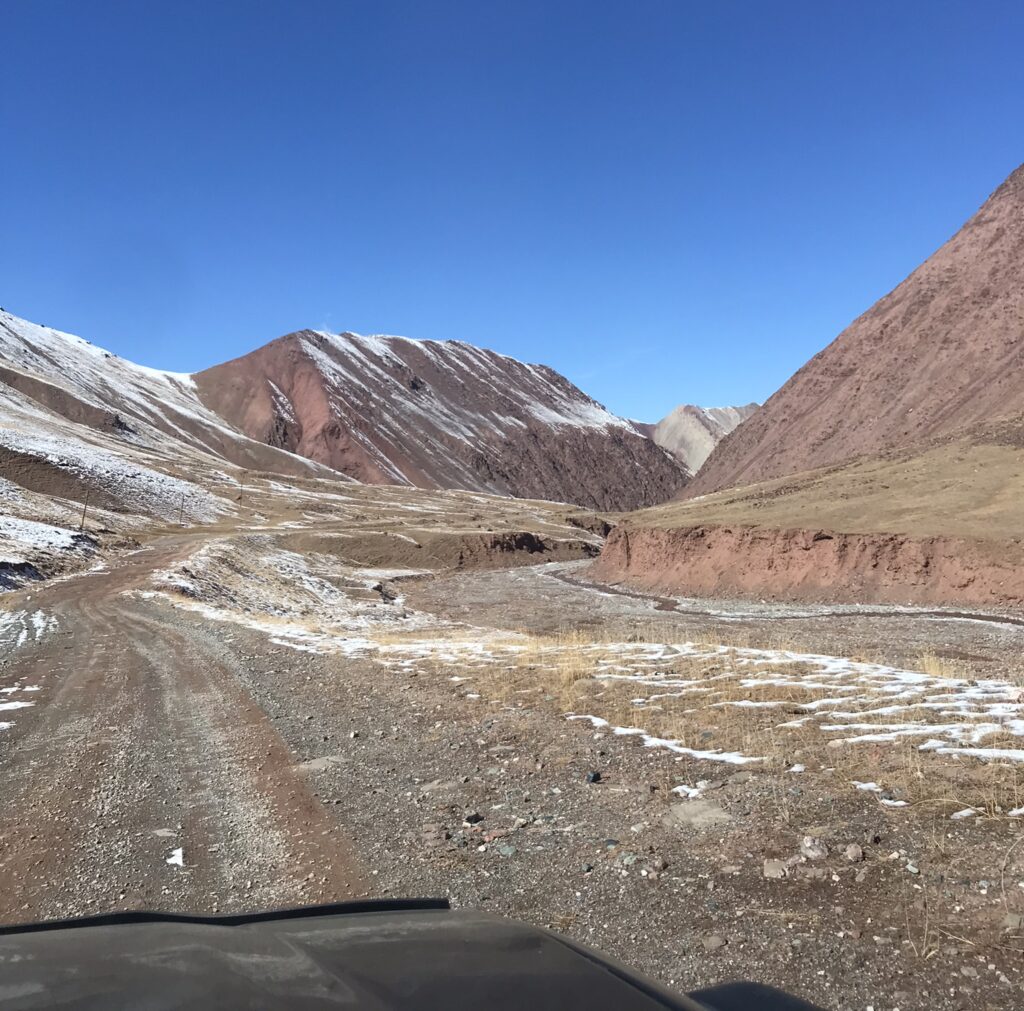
[2,540,1023,1010]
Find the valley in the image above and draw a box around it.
[3,163,1024,1010]
[7,7,1024,1008]
[2,475,1024,1009]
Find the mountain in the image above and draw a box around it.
[0,310,334,480]
[0,311,687,511]
[192,329,687,510]
[591,164,1024,608]
[689,163,1024,497]
[648,403,758,473]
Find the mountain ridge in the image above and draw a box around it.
[193,327,689,510]
[0,310,689,511]
[688,162,1024,496]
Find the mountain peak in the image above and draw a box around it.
[647,402,759,474]
[190,325,690,509]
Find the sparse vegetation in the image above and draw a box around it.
[918,651,961,679]
[358,624,1024,819]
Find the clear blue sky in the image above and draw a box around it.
[3,1,1022,420]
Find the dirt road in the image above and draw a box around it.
[0,539,365,923]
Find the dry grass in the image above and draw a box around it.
[337,617,1024,820]
[462,634,1024,817]
[628,438,1024,542]
[917,651,962,679]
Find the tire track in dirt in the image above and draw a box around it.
[0,537,366,924]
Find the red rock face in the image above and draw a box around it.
[193,330,688,511]
[690,163,1024,496]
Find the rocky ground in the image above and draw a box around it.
[3,519,1024,1010]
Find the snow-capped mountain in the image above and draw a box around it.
[193,329,688,510]
[0,311,688,510]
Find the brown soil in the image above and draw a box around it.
[278,528,598,570]
[591,523,1024,608]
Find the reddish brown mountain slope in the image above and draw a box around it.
[689,163,1024,496]
[193,329,688,511]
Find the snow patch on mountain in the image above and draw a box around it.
[0,310,328,479]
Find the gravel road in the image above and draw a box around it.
[0,541,364,923]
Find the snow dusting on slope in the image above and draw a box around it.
[0,516,88,560]
[0,309,325,478]
[0,428,221,522]
[303,330,635,455]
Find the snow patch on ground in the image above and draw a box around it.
[0,608,56,730]
[567,714,762,764]
[588,641,1024,762]
[671,784,705,799]
[148,536,433,629]
[0,609,58,652]
[0,516,86,559]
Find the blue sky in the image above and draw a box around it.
[3,1,1022,420]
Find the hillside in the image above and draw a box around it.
[0,310,329,480]
[591,414,1024,608]
[689,163,1024,496]
[193,329,688,510]
[627,416,1024,543]
[0,311,688,512]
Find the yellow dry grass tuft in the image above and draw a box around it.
[917,652,961,679]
